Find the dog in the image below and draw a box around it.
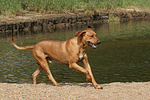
[12,26,102,89]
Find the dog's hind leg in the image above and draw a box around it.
[32,64,43,85]
[33,52,62,86]
[40,60,62,86]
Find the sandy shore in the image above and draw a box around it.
[0,82,150,100]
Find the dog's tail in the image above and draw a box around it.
[12,37,34,50]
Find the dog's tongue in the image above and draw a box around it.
[92,44,97,49]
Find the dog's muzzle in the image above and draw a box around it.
[88,41,101,49]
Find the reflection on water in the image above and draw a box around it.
[89,39,150,83]
[0,20,150,84]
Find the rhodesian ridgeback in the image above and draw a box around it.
[12,26,102,89]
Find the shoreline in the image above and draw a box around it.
[0,82,150,99]
[0,7,150,34]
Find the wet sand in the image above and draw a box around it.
[0,82,150,100]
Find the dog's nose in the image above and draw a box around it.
[97,41,101,44]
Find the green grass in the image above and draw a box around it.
[0,0,150,15]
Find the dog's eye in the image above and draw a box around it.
[91,35,94,38]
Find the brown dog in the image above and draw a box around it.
[12,26,102,89]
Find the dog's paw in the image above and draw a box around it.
[94,85,103,89]
[56,84,63,87]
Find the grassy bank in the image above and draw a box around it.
[0,0,150,15]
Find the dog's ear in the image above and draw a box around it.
[75,31,86,37]
[88,26,92,30]
[75,31,86,44]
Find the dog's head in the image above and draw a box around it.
[75,26,101,49]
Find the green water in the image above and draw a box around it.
[0,20,150,84]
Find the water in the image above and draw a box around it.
[0,20,150,84]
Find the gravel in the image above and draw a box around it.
[0,82,150,100]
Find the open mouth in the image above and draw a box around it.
[88,41,97,49]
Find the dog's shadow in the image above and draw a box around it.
[46,83,94,88]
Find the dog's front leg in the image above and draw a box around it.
[69,63,92,81]
[82,54,103,89]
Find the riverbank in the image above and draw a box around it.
[0,82,150,100]
[0,7,150,33]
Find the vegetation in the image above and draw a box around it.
[0,0,150,15]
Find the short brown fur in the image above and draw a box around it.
[12,26,102,89]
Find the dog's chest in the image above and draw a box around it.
[79,55,84,60]
[78,49,85,61]
[78,52,85,61]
